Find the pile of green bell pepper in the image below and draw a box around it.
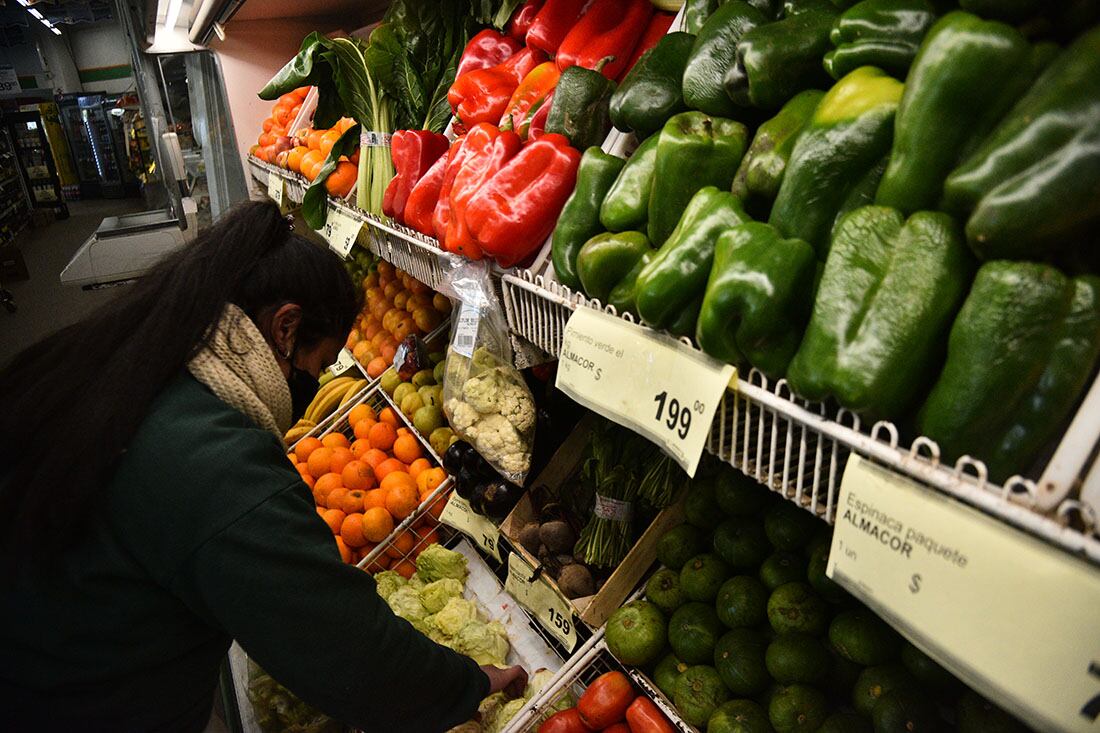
[600,134,659,233]
[824,0,938,81]
[682,2,770,117]
[551,148,625,292]
[787,206,974,418]
[610,32,694,137]
[920,262,1100,482]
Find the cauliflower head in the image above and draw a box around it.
[446,399,480,434]
[415,545,469,584]
[471,413,530,476]
[373,570,406,602]
[434,597,483,637]
[453,619,510,667]
[497,380,536,435]
[387,586,428,626]
[420,578,464,614]
[462,370,501,414]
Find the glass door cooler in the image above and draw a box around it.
[57,93,126,198]
[0,110,68,219]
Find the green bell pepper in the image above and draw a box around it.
[636,186,750,330]
[550,148,626,291]
[668,295,705,338]
[919,262,1100,483]
[545,63,617,152]
[682,2,769,118]
[608,250,654,318]
[874,12,1031,214]
[731,89,824,218]
[769,66,904,258]
[697,222,817,377]
[943,26,1100,261]
[684,0,722,34]
[576,231,654,303]
[824,0,938,81]
[648,111,748,247]
[724,7,837,110]
[787,206,974,418]
[610,32,695,137]
[599,134,659,233]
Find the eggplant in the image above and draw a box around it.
[443,440,474,475]
[477,480,524,520]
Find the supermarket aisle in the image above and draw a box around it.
[0,199,146,366]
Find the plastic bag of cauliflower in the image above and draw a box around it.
[438,258,536,484]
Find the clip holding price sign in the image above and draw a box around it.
[328,348,358,377]
[505,552,579,652]
[439,493,501,562]
[828,455,1100,733]
[321,206,363,258]
[555,307,735,476]
[267,174,287,212]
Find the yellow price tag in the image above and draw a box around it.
[267,173,287,212]
[505,552,578,652]
[555,307,735,476]
[829,455,1100,733]
[321,205,363,258]
[439,494,501,561]
[329,348,358,377]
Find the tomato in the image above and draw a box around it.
[625,696,675,733]
[538,708,591,733]
[577,671,634,729]
[602,724,631,733]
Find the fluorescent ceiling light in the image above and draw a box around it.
[18,1,61,35]
[28,8,42,18]
[164,0,185,30]
[50,27,61,35]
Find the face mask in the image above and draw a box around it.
[287,365,320,422]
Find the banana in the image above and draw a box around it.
[338,379,367,407]
[284,425,315,445]
[304,377,355,423]
[308,381,355,423]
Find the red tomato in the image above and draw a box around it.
[577,672,634,729]
[602,724,631,733]
[625,696,675,733]
[538,708,591,733]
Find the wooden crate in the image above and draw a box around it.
[501,417,685,628]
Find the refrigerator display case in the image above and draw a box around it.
[29,101,80,199]
[0,110,68,219]
[57,93,126,198]
[0,125,32,247]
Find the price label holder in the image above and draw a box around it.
[328,348,358,377]
[555,307,735,476]
[321,205,363,258]
[267,173,287,212]
[505,552,579,652]
[439,493,501,562]
[828,455,1100,733]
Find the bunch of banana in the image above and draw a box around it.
[305,376,367,424]
[283,419,317,446]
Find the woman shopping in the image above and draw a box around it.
[0,200,525,732]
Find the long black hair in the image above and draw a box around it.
[0,200,358,559]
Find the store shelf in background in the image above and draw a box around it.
[500,269,1100,566]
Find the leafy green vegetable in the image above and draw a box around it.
[300,122,360,230]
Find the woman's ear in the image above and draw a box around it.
[269,303,303,359]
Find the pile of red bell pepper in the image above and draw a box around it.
[382,0,677,267]
[538,671,674,733]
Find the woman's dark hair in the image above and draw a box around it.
[0,200,358,559]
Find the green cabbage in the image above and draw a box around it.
[420,578,464,614]
[453,619,509,666]
[415,545,469,584]
[434,597,482,637]
[373,570,407,602]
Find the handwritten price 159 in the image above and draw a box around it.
[653,391,704,440]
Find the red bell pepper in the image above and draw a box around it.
[508,0,545,42]
[403,152,449,236]
[432,136,474,241]
[524,91,553,140]
[465,133,581,268]
[382,130,449,223]
[526,0,590,57]
[624,697,675,733]
[619,11,676,81]
[556,0,654,80]
[500,62,561,136]
[448,47,545,133]
[444,123,522,259]
[456,29,522,80]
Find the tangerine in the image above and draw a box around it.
[392,434,423,464]
[340,513,369,548]
[362,507,395,543]
[368,422,397,452]
[319,129,341,157]
[341,489,366,514]
[380,470,417,494]
[322,509,346,534]
[407,458,431,479]
[326,487,349,511]
[314,472,343,497]
[341,460,375,491]
[353,418,377,441]
[335,536,353,563]
[295,436,322,464]
[393,559,417,579]
[348,403,376,428]
[416,467,446,497]
[379,407,400,428]
[325,160,356,198]
[385,484,419,520]
[366,356,388,379]
[385,530,417,560]
[363,488,388,510]
[362,448,389,470]
[328,446,354,475]
[306,446,334,478]
[321,433,350,450]
[350,438,372,460]
[374,458,407,483]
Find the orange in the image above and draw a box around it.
[350,438,372,460]
[348,403,376,428]
[326,487,349,511]
[340,513,369,548]
[392,434,423,465]
[374,458,407,483]
[328,446,354,475]
[368,422,397,452]
[335,536,353,563]
[362,448,389,470]
[407,457,431,479]
[433,292,451,313]
[366,356,389,379]
[393,291,410,310]
[319,129,341,157]
[321,433,350,450]
[379,407,400,428]
[322,508,346,534]
[300,148,324,175]
[341,489,366,514]
[295,463,312,481]
[414,528,440,557]
[393,559,417,579]
[325,160,357,198]
[425,492,447,521]
[316,506,325,516]
[362,507,395,543]
[341,460,376,491]
[307,160,325,182]
[385,484,419,520]
[307,129,324,150]
[363,488,388,510]
[416,467,446,498]
[295,436,322,464]
[367,554,393,573]
[352,341,373,365]
[262,117,276,133]
[306,446,334,478]
[380,470,417,493]
[286,145,308,174]
[377,261,395,279]
[313,472,344,501]
[380,343,398,364]
[353,417,378,441]
[385,530,418,560]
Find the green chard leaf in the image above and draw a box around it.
[302,122,361,230]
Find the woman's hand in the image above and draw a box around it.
[481,664,528,698]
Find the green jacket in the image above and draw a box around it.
[0,375,487,732]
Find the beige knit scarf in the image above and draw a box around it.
[188,304,293,441]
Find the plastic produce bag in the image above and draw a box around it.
[439,258,536,484]
[245,658,341,733]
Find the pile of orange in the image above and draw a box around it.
[348,261,452,375]
[287,401,449,573]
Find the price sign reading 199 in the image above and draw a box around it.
[653,391,704,440]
